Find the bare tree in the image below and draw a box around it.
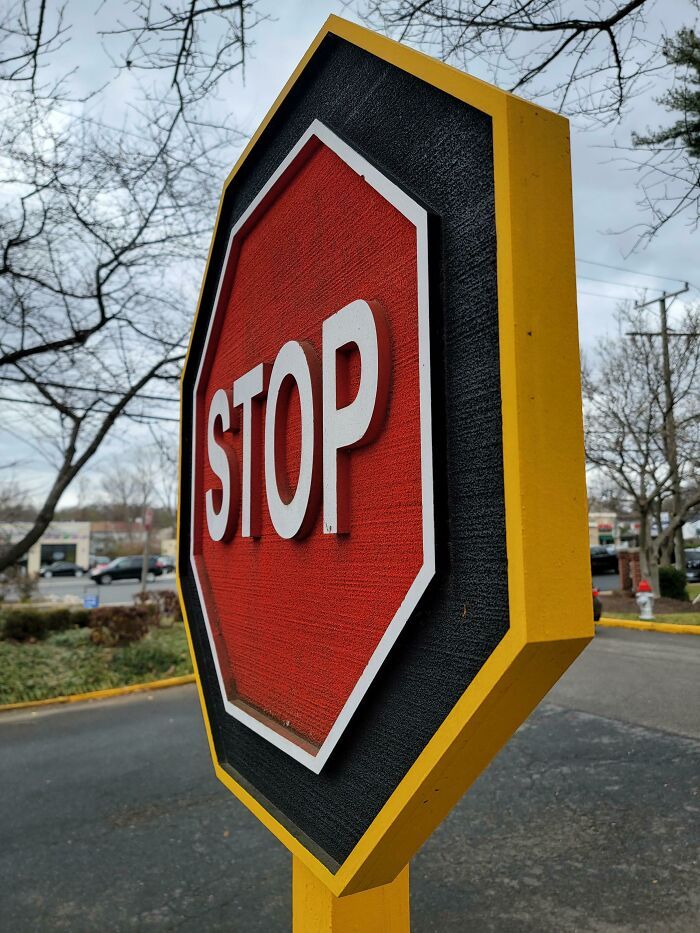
[98,442,175,530]
[0,475,32,523]
[0,1,69,91]
[360,1,699,237]
[146,427,179,522]
[360,0,654,122]
[99,453,154,529]
[629,26,700,241]
[102,0,266,109]
[0,94,198,571]
[583,304,700,587]
[0,0,262,571]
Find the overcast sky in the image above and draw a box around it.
[239,0,698,346]
[2,0,698,508]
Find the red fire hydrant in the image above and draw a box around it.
[635,579,655,621]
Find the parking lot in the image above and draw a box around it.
[2,626,699,931]
[36,573,178,607]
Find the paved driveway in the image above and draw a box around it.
[1,628,698,931]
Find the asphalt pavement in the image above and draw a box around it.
[592,571,620,592]
[36,571,622,610]
[1,627,698,932]
[37,573,178,606]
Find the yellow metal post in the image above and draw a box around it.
[292,858,410,932]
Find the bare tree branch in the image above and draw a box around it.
[360,1,699,239]
[360,0,653,123]
[0,350,185,572]
[0,0,264,569]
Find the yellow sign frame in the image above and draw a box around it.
[177,14,592,897]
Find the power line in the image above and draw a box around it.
[0,374,179,404]
[0,395,179,423]
[634,284,690,310]
[578,276,694,304]
[627,332,700,338]
[577,289,631,302]
[577,273,650,291]
[576,257,691,287]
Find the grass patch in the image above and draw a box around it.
[0,623,193,705]
[688,583,700,601]
[603,611,700,627]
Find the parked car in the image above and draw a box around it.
[685,550,700,583]
[89,554,111,570]
[157,555,175,573]
[40,561,87,578]
[90,555,164,585]
[590,546,618,574]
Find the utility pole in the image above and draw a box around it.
[630,284,694,574]
[141,505,153,594]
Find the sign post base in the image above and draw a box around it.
[292,859,410,932]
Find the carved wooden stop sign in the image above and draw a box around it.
[178,16,592,897]
[190,123,433,769]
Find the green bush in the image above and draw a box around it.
[2,609,46,641]
[71,609,91,627]
[0,567,39,603]
[1,607,84,641]
[0,624,192,704]
[132,590,162,625]
[89,605,152,646]
[110,637,187,681]
[132,589,182,623]
[48,628,92,648]
[659,565,688,601]
[158,590,182,622]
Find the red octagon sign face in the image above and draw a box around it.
[190,121,434,772]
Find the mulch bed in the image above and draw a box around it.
[597,591,698,615]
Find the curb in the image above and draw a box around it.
[0,673,196,713]
[598,617,700,636]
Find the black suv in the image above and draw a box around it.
[90,556,164,585]
[590,546,618,574]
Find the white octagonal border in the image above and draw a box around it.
[189,120,434,773]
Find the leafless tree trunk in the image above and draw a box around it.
[637,503,659,592]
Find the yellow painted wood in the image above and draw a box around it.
[495,97,591,647]
[177,14,593,898]
[339,636,590,894]
[293,858,409,932]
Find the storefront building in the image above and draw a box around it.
[0,521,91,575]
